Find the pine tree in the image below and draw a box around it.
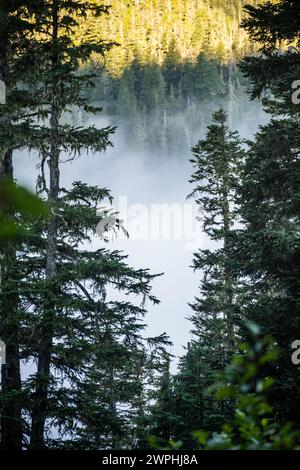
[192,53,225,101]
[0,0,43,449]
[189,109,244,355]
[12,182,169,448]
[10,0,116,449]
[236,0,300,424]
[149,355,176,445]
[173,344,207,445]
[171,110,245,441]
[162,38,182,97]
[172,340,233,446]
[0,1,173,449]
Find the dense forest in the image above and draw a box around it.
[0,0,300,453]
[77,0,267,154]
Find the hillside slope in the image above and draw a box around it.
[76,0,265,75]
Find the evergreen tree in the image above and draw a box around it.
[20,0,116,449]
[0,0,43,449]
[149,355,176,445]
[171,110,245,443]
[12,182,169,448]
[84,1,268,152]
[139,64,166,112]
[162,38,182,97]
[235,0,300,424]
[0,1,171,449]
[189,109,244,356]
[75,0,260,76]
[192,53,225,101]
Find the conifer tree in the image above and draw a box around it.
[5,0,116,448]
[149,355,175,445]
[189,109,244,355]
[236,0,300,424]
[0,0,43,449]
[11,182,169,448]
[171,110,245,441]
[0,0,172,449]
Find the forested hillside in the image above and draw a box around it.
[77,0,262,73]
[75,1,269,154]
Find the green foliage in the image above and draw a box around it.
[150,110,246,446]
[0,180,48,241]
[1,181,170,449]
[83,1,267,155]
[234,0,300,425]
[185,109,244,415]
[152,0,300,446]
[161,0,300,446]
[77,0,261,76]
[197,326,300,449]
[151,325,300,450]
[2,0,299,451]
[1,0,171,450]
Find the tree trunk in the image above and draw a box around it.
[220,121,235,354]
[30,0,60,449]
[30,105,60,450]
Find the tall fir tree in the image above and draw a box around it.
[189,109,244,359]
[171,110,245,443]
[10,182,169,448]
[235,0,300,424]
[0,0,44,449]
[0,0,171,449]
[149,354,176,445]
[16,0,115,449]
